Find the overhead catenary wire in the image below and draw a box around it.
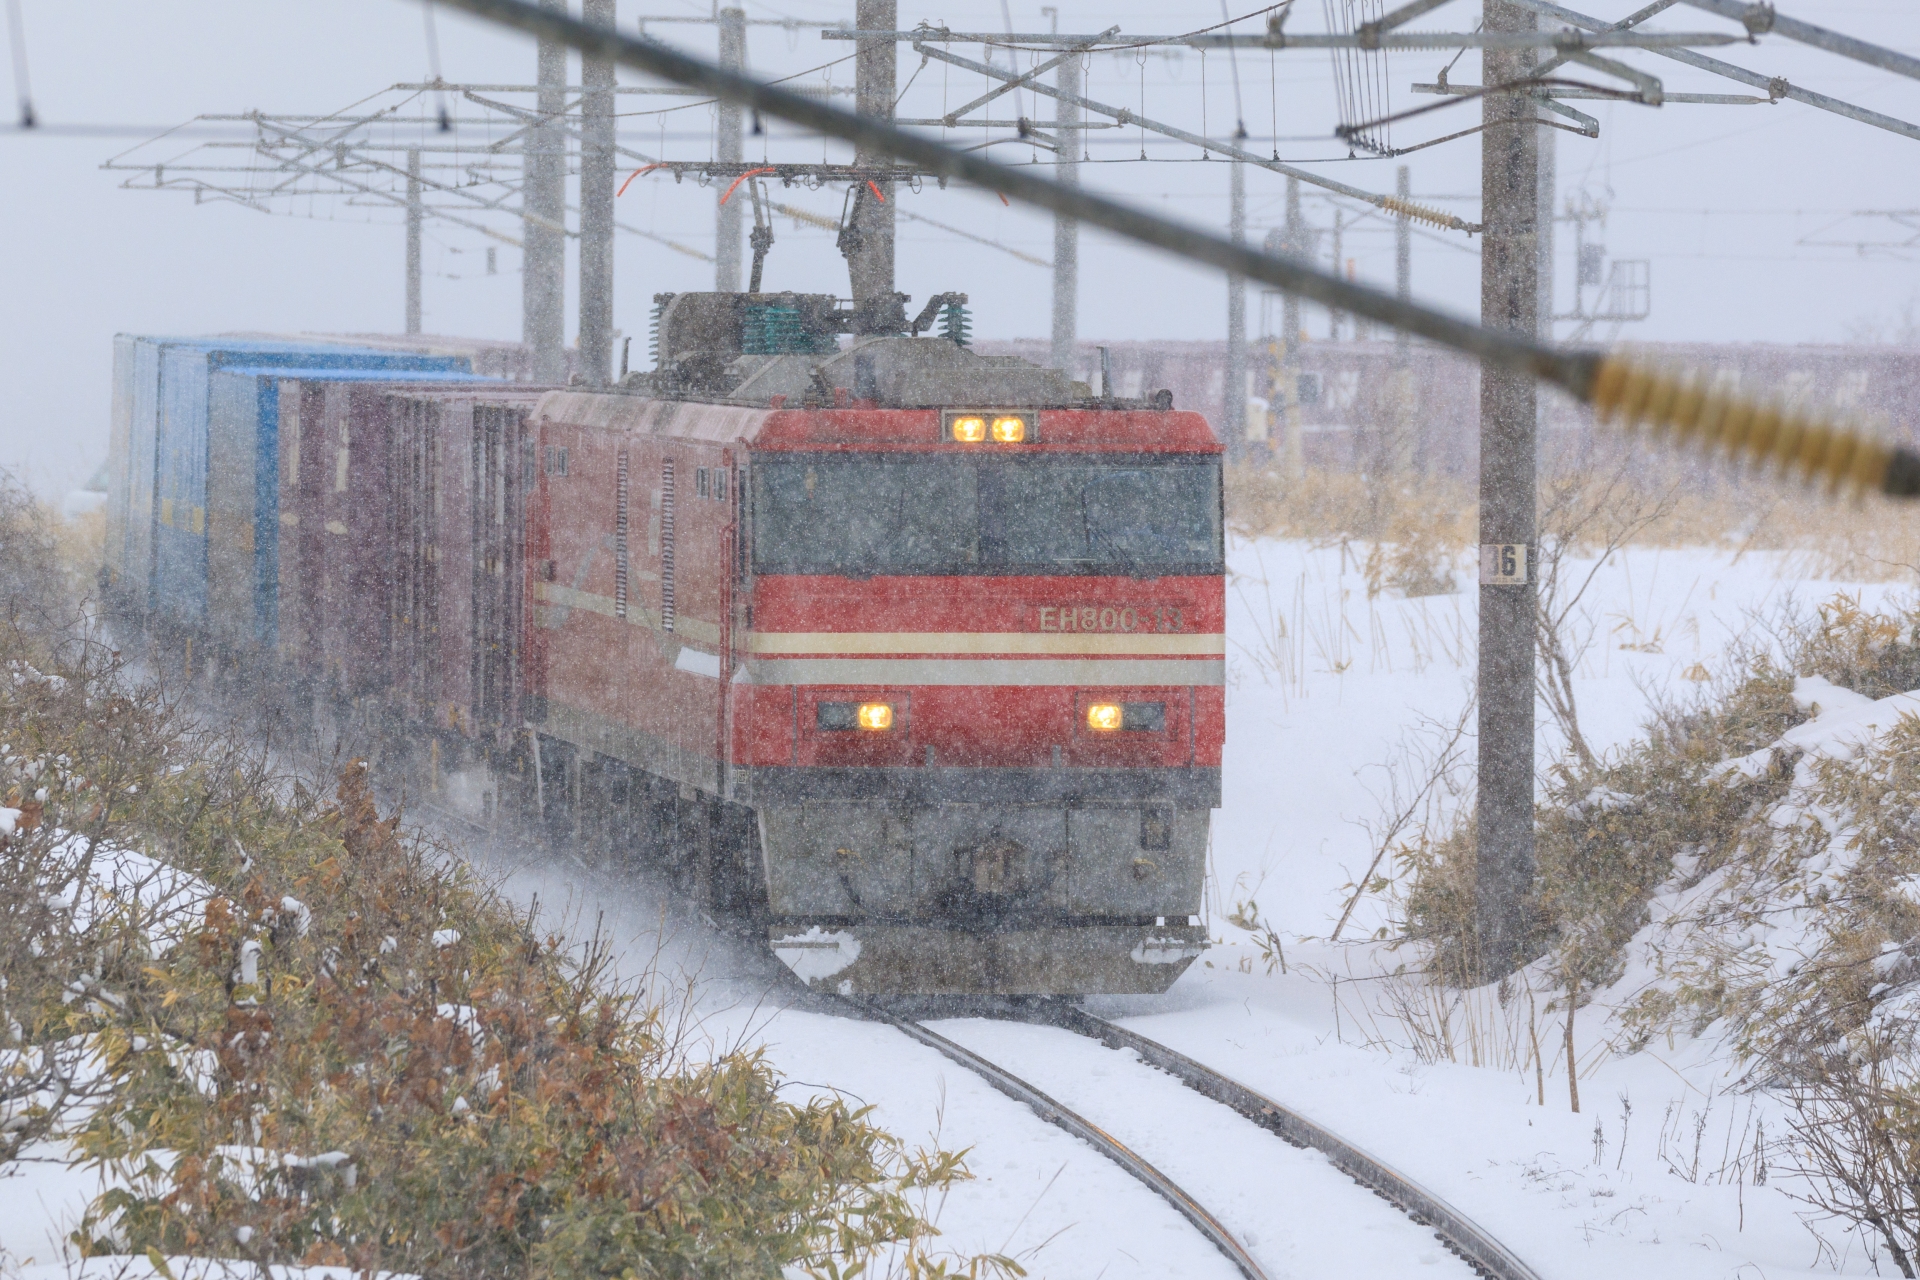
[912,40,1479,231]
[1323,0,1394,154]
[760,193,1050,266]
[953,1,1298,55]
[1506,0,1920,145]
[426,0,1920,504]
[423,0,1578,377]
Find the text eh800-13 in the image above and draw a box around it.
[1036,604,1186,634]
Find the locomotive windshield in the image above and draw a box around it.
[751,455,1222,576]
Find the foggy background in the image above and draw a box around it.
[1,0,1916,492]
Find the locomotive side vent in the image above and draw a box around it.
[614,450,629,620]
[660,459,676,633]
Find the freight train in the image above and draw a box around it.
[104,300,1224,996]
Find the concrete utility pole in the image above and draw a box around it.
[1475,0,1542,975]
[523,0,568,383]
[1392,163,1414,472]
[1225,156,1247,443]
[578,0,617,386]
[1050,46,1082,373]
[1537,121,1556,337]
[1328,210,1344,341]
[716,8,747,292]
[406,148,423,335]
[1395,165,1412,358]
[846,0,899,334]
[1280,174,1304,478]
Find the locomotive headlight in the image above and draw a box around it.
[857,702,894,731]
[990,415,1028,443]
[951,415,988,443]
[1086,702,1123,733]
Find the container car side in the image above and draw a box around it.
[107,337,476,633]
[384,387,549,742]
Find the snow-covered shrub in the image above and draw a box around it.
[1397,657,1803,988]
[0,474,190,1166]
[1613,704,1920,1274]
[1402,596,1920,993]
[61,763,1002,1280]
[0,470,72,634]
[1769,1020,1920,1278]
[1400,593,1920,1269]
[1786,594,1920,701]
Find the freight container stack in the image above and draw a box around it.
[105,337,478,637]
[220,367,491,662]
[104,334,573,791]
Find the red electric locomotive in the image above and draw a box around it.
[526,292,1223,995]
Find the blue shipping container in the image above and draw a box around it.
[107,336,475,628]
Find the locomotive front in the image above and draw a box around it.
[734,341,1224,995]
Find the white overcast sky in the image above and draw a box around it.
[1,0,1917,490]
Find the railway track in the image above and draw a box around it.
[864,1007,1270,1280]
[847,998,1541,1280]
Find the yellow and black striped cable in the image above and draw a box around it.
[1573,353,1920,500]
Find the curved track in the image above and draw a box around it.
[1034,1002,1542,1280]
[858,1003,1271,1280]
[847,997,1541,1280]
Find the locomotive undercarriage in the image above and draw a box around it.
[436,723,1216,996]
[752,764,1214,995]
[498,735,1217,995]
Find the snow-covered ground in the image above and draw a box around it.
[8,538,1913,1278]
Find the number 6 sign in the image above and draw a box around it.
[1479,543,1529,585]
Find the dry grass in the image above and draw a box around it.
[1226,465,1474,600]
[1227,445,1920,584]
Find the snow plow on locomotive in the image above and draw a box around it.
[104,302,1224,996]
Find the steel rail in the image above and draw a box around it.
[423,0,1920,503]
[851,1002,1271,1280]
[1035,1003,1544,1280]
